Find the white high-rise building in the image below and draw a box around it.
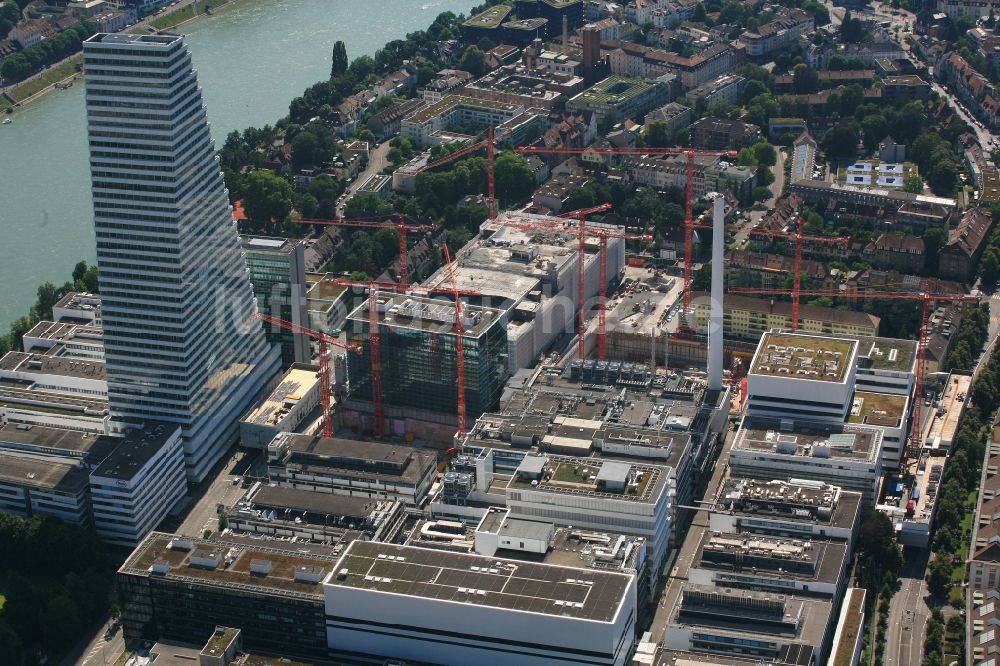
[83,33,280,481]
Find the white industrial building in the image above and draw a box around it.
[730,418,884,504]
[505,454,675,573]
[423,215,626,369]
[324,540,637,666]
[239,365,322,448]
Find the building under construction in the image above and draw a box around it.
[343,292,509,439]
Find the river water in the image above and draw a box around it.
[0,0,474,330]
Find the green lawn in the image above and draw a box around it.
[1,56,82,111]
[150,0,236,31]
[0,593,5,610]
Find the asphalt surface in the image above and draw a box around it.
[336,142,391,218]
[885,556,931,666]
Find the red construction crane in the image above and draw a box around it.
[442,244,467,437]
[255,312,362,438]
[404,126,513,219]
[502,210,653,361]
[748,218,848,330]
[729,287,979,467]
[518,145,737,318]
[296,215,436,288]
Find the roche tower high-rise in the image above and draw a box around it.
[83,33,280,481]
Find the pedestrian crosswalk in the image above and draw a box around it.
[991,293,1000,301]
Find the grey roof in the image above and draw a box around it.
[497,517,555,543]
[331,541,632,623]
[517,454,549,476]
[596,460,631,485]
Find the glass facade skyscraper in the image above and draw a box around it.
[84,33,280,481]
[241,236,310,367]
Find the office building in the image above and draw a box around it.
[325,540,636,666]
[242,236,310,367]
[117,532,335,660]
[238,365,322,448]
[567,76,671,123]
[89,423,187,547]
[344,292,510,434]
[266,432,437,506]
[730,418,884,503]
[84,33,280,482]
[713,477,862,545]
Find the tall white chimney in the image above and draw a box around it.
[708,195,724,391]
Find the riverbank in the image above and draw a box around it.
[1,0,245,112]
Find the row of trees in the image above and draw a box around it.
[0,1,20,40]
[977,202,1000,285]
[0,261,98,356]
[0,21,94,83]
[0,513,114,664]
[943,303,991,372]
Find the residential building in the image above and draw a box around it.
[242,236,310,367]
[567,75,671,122]
[968,25,1000,75]
[790,132,818,182]
[685,73,744,108]
[326,540,636,666]
[422,68,473,103]
[881,75,931,103]
[802,40,904,69]
[937,51,1000,130]
[862,233,926,273]
[238,365,321,448]
[939,206,993,282]
[645,101,693,135]
[788,179,957,227]
[266,433,438,506]
[691,292,879,340]
[773,69,874,93]
[690,116,761,150]
[401,95,525,146]
[968,417,1000,662]
[83,34,280,482]
[664,42,739,90]
[739,9,814,60]
[623,154,757,202]
[935,0,1000,18]
[532,173,590,211]
[9,19,55,48]
[606,42,678,80]
[769,117,807,141]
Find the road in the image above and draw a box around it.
[885,567,931,666]
[731,147,786,248]
[176,446,260,537]
[64,618,124,666]
[336,142,391,217]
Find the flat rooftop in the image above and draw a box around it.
[0,351,106,381]
[406,94,522,124]
[330,540,632,622]
[0,452,89,494]
[463,4,512,28]
[243,367,320,427]
[849,391,906,427]
[274,434,435,485]
[121,532,337,600]
[247,484,393,520]
[24,321,103,345]
[669,584,830,663]
[241,235,300,254]
[856,336,917,372]
[575,76,655,105]
[0,422,115,460]
[90,421,181,480]
[751,332,856,383]
[346,292,503,338]
[717,477,861,530]
[508,454,668,503]
[694,531,848,586]
[734,418,881,463]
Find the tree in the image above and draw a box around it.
[926,556,953,598]
[903,174,924,194]
[331,40,348,78]
[821,125,859,160]
[923,226,946,274]
[644,120,671,148]
[752,141,777,167]
[459,45,486,77]
[792,65,820,94]
[839,10,866,43]
[927,159,959,196]
[494,151,535,202]
[242,170,293,227]
[693,2,707,23]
